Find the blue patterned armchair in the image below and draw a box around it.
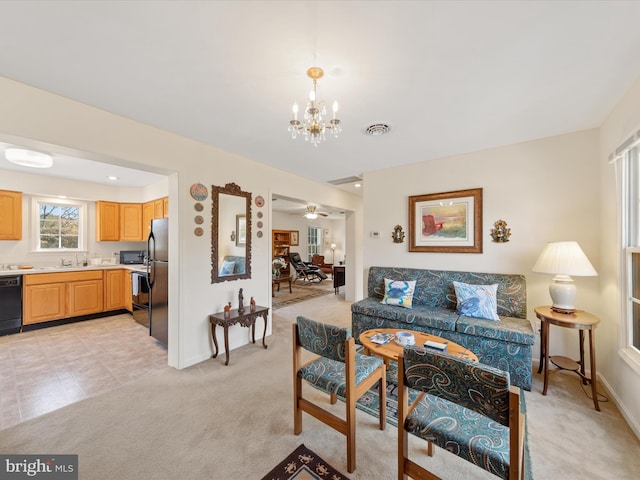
[398,346,525,480]
[293,316,386,473]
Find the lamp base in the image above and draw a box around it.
[549,275,577,313]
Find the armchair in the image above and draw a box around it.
[293,316,386,472]
[398,346,525,480]
[311,254,333,275]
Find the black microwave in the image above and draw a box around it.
[120,250,146,265]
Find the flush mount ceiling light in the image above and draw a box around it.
[288,67,342,147]
[4,147,53,168]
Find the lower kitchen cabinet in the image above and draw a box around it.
[104,269,127,311]
[23,270,114,325]
[23,282,66,325]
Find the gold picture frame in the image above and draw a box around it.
[290,230,299,246]
[408,188,482,253]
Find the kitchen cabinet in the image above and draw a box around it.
[23,282,66,325]
[23,270,105,325]
[163,197,169,217]
[105,269,127,311]
[120,203,144,241]
[96,201,120,241]
[154,198,164,219]
[0,190,22,240]
[142,201,154,237]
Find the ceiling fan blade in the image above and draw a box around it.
[318,212,329,217]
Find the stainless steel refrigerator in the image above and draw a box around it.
[148,218,168,345]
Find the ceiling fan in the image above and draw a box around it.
[303,205,328,219]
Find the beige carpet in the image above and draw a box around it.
[1,295,639,479]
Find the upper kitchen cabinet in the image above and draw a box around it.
[163,197,169,217]
[120,203,144,241]
[142,201,154,236]
[96,201,119,241]
[154,198,164,219]
[0,190,22,240]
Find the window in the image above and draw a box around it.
[32,197,87,252]
[620,144,640,371]
[307,226,321,261]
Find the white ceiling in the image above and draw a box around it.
[1,1,640,192]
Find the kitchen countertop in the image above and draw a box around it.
[0,264,148,277]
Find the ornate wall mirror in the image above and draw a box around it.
[211,182,252,283]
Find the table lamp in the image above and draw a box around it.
[532,241,597,313]
[330,243,336,265]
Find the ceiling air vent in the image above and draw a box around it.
[364,123,391,136]
[327,176,362,186]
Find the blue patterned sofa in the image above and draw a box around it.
[351,267,535,390]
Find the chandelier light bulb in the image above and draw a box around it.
[292,102,299,120]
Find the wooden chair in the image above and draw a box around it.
[398,346,525,480]
[293,316,386,473]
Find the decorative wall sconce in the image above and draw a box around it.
[490,219,511,243]
[392,225,405,243]
[230,231,236,242]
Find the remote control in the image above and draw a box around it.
[424,340,447,351]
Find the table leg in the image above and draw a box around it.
[537,320,545,374]
[288,278,292,294]
[579,329,587,385]
[261,313,268,349]
[211,324,219,359]
[251,319,256,344]
[589,329,600,411]
[542,320,550,395]
[223,325,230,366]
[272,281,275,297]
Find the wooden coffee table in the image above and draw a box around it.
[359,328,478,366]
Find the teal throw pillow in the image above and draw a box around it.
[219,260,235,275]
[452,281,499,321]
[380,279,416,309]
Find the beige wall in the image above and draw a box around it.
[599,74,640,437]
[0,76,362,370]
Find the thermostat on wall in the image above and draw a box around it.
[370,231,380,237]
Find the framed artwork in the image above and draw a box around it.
[290,230,299,246]
[236,214,247,246]
[408,188,482,253]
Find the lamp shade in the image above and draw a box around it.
[532,241,597,277]
[331,243,336,249]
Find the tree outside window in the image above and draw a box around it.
[33,198,86,252]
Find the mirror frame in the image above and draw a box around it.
[211,182,252,283]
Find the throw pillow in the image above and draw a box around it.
[219,260,235,275]
[452,281,499,321]
[380,279,417,309]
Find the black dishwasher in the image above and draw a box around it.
[0,275,22,336]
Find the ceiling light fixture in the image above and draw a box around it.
[288,67,341,147]
[107,176,119,181]
[303,205,319,219]
[4,148,53,168]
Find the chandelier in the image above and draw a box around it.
[288,67,342,146]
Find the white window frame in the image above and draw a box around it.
[619,145,640,374]
[31,197,88,253]
[307,226,321,261]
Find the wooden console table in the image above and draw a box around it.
[535,306,600,411]
[209,305,269,366]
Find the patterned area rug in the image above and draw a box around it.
[272,279,334,310]
[261,444,350,480]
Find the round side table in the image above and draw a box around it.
[534,306,600,411]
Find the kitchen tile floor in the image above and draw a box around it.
[0,313,167,430]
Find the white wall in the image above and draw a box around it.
[599,74,640,437]
[364,129,601,372]
[0,75,362,370]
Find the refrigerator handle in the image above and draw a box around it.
[148,231,155,288]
